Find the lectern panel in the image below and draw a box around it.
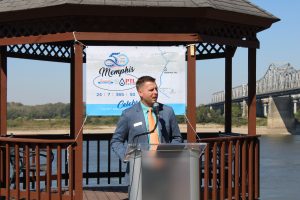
[142,150,190,200]
[126,143,206,200]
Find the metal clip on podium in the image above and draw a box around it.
[125,143,206,200]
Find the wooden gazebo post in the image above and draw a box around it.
[224,46,234,133]
[70,42,83,199]
[187,44,197,142]
[248,48,257,135]
[0,46,7,187]
[0,46,7,136]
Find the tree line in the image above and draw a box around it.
[7,102,249,125]
[8,102,70,120]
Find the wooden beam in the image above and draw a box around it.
[0,33,73,45]
[248,48,256,135]
[225,47,233,133]
[0,32,202,46]
[74,32,201,42]
[0,46,7,136]
[195,52,226,60]
[70,43,83,199]
[187,45,197,142]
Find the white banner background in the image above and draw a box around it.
[86,46,186,116]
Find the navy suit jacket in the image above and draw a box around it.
[111,102,183,161]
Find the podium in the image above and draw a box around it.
[125,143,206,200]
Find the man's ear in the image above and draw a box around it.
[137,89,143,98]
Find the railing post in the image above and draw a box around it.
[71,42,83,200]
[204,143,210,200]
[255,138,260,199]
[248,140,254,200]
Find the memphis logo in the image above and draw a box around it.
[104,52,129,67]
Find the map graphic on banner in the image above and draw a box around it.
[86,46,186,116]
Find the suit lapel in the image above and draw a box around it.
[135,102,148,134]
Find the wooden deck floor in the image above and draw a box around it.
[83,186,128,200]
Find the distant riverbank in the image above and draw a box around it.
[8,124,291,135]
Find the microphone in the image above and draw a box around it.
[153,102,159,118]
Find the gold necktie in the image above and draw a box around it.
[148,108,159,145]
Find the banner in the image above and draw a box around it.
[86,46,186,116]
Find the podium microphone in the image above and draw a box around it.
[153,102,159,118]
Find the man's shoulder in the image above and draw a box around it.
[160,103,171,110]
[160,103,174,113]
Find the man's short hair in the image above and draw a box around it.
[136,76,156,90]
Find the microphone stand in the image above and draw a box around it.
[132,113,159,145]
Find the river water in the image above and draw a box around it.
[260,135,300,200]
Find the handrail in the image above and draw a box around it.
[199,134,260,142]
[0,137,75,144]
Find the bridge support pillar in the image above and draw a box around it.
[241,100,248,118]
[293,99,298,114]
[267,96,295,132]
[263,103,268,117]
[261,98,269,117]
[291,94,300,114]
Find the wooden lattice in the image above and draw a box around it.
[195,43,225,60]
[7,42,230,62]
[6,43,86,63]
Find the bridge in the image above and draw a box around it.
[208,63,300,133]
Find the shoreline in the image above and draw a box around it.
[8,124,292,135]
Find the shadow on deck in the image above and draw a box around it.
[83,186,128,200]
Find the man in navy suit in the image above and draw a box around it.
[111,75,183,161]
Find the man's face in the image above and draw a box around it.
[138,81,158,107]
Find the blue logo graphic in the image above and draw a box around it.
[117,99,138,109]
[119,78,125,86]
[104,52,129,67]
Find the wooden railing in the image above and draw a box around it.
[0,136,76,200]
[0,133,260,200]
[198,133,260,200]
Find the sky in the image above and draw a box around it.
[6,1,300,106]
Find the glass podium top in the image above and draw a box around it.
[124,143,207,162]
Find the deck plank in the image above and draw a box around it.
[109,186,128,200]
[83,186,128,200]
[115,190,128,200]
[104,190,122,200]
[84,189,103,200]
